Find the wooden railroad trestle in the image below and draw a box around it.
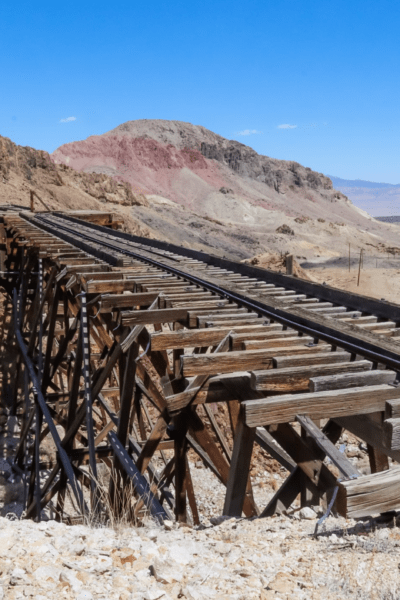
[1,207,400,524]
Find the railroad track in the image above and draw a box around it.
[1,207,400,525]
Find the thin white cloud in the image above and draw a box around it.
[278,124,297,129]
[236,129,262,136]
[60,116,76,123]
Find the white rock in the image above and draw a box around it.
[71,542,86,555]
[150,557,184,584]
[299,507,317,520]
[76,591,94,600]
[183,585,218,600]
[142,588,167,600]
[9,567,27,585]
[60,569,83,592]
[147,529,159,541]
[37,543,59,557]
[163,519,174,531]
[33,565,61,582]
[210,515,232,526]
[167,543,193,565]
[376,528,389,540]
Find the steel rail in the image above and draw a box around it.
[28,213,400,373]
[51,212,400,323]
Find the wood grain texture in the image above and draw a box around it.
[309,369,396,392]
[151,324,282,351]
[243,340,330,352]
[243,385,400,427]
[273,351,351,369]
[385,399,400,419]
[251,360,372,392]
[383,418,400,450]
[181,349,275,376]
[337,467,400,518]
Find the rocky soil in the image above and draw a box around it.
[0,400,398,600]
[0,506,399,599]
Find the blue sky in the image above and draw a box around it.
[1,0,400,183]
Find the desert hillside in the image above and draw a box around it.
[1,126,400,262]
[0,135,150,237]
[51,119,400,260]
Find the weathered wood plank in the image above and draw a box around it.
[100,292,159,311]
[84,280,137,294]
[383,418,400,450]
[251,360,372,392]
[181,349,275,376]
[197,312,259,326]
[273,351,351,369]
[309,369,396,392]
[243,339,323,351]
[230,328,299,350]
[243,385,400,427]
[267,423,337,490]
[202,318,266,329]
[337,467,400,518]
[121,307,189,326]
[255,428,296,472]
[385,399,400,419]
[240,335,313,350]
[182,345,344,377]
[151,324,283,351]
[223,417,256,517]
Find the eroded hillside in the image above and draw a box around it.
[51,119,400,261]
[0,135,149,236]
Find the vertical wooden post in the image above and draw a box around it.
[367,413,389,473]
[357,249,363,287]
[223,414,256,517]
[110,341,139,515]
[173,322,184,379]
[30,190,34,212]
[174,410,190,522]
[286,254,294,276]
[300,420,321,508]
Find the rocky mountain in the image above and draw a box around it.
[49,119,400,260]
[52,120,347,221]
[1,124,399,263]
[329,175,400,217]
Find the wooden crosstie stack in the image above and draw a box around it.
[1,207,400,525]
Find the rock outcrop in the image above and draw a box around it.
[0,135,147,211]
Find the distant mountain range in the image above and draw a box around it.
[329,176,400,189]
[375,216,400,223]
[328,175,400,217]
